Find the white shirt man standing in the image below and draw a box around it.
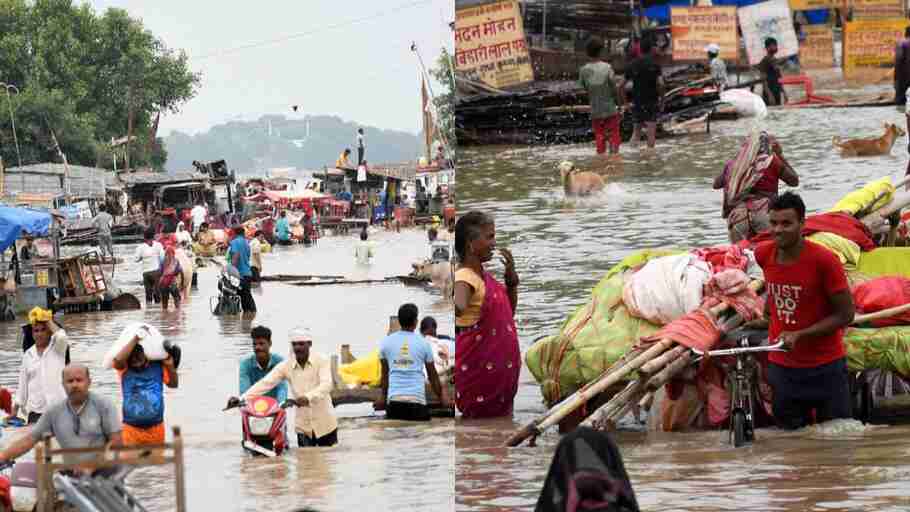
[190,203,207,236]
[14,308,69,424]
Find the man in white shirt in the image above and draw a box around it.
[134,228,164,304]
[190,202,207,237]
[354,228,374,265]
[249,229,263,282]
[13,308,69,424]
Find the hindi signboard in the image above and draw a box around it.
[670,6,738,62]
[843,18,910,76]
[848,0,905,20]
[799,25,835,68]
[454,0,533,89]
[738,0,799,66]
[789,0,837,10]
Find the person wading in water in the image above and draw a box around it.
[756,192,855,429]
[453,212,521,418]
[714,131,799,243]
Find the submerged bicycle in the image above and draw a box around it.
[693,330,786,447]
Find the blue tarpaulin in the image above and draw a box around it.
[642,0,829,26]
[0,207,52,253]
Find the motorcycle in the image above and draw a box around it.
[224,396,293,457]
[211,265,242,315]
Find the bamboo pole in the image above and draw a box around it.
[640,345,687,374]
[639,391,655,410]
[646,351,694,391]
[580,379,647,429]
[852,302,910,324]
[501,346,644,446]
[503,342,669,447]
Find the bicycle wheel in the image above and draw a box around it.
[732,409,748,448]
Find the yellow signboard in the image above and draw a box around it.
[36,270,48,287]
[799,26,835,68]
[670,7,738,62]
[454,0,534,89]
[843,18,910,75]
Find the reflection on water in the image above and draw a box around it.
[456,94,910,511]
[0,228,454,511]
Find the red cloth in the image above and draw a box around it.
[0,387,11,414]
[746,212,876,251]
[592,115,621,154]
[702,269,765,322]
[751,155,782,197]
[641,309,722,352]
[853,277,910,327]
[455,271,521,418]
[692,244,750,273]
[0,475,9,511]
[755,240,850,368]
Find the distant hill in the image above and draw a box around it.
[162,114,424,174]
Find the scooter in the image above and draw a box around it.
[224,396,293,457]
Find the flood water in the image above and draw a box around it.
[0,228,454,511]
[456,87,910,511]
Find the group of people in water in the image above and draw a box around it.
[0,308,181,469]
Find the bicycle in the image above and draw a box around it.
[693,333,786,447]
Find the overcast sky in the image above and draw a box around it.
[84,0,453,136]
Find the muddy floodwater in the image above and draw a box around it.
[456,89,910,511]
[0,228,454,511]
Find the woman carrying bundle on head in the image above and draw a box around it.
[453,211,521,419]
[713,130,800,243]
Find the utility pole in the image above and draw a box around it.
[0,83,22,186]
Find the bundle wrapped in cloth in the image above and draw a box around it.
[102,323,170,369]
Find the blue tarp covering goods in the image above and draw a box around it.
[0,207,52,253]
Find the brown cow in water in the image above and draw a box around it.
[558,161,605,196]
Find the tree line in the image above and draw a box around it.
[0,0,199,171]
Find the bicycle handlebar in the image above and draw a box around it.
[692,341,786,357]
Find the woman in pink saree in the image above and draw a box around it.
[454,211,521,418]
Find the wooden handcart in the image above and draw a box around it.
[35,427,187,512]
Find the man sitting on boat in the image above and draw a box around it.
[376,304,450,421]
[713,131,800,243]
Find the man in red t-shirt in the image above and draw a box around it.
[755,192,855,430]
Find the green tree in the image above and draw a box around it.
[0,0,199,171]
[427,47,455,151]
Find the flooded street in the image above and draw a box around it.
[0,228,454,512]
[456,90,910,511]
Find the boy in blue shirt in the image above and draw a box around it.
[377,303,449,421]
[239,325,288,403]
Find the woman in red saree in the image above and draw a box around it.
[454,211,521,418]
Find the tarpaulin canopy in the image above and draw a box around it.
[0,206,53,252]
